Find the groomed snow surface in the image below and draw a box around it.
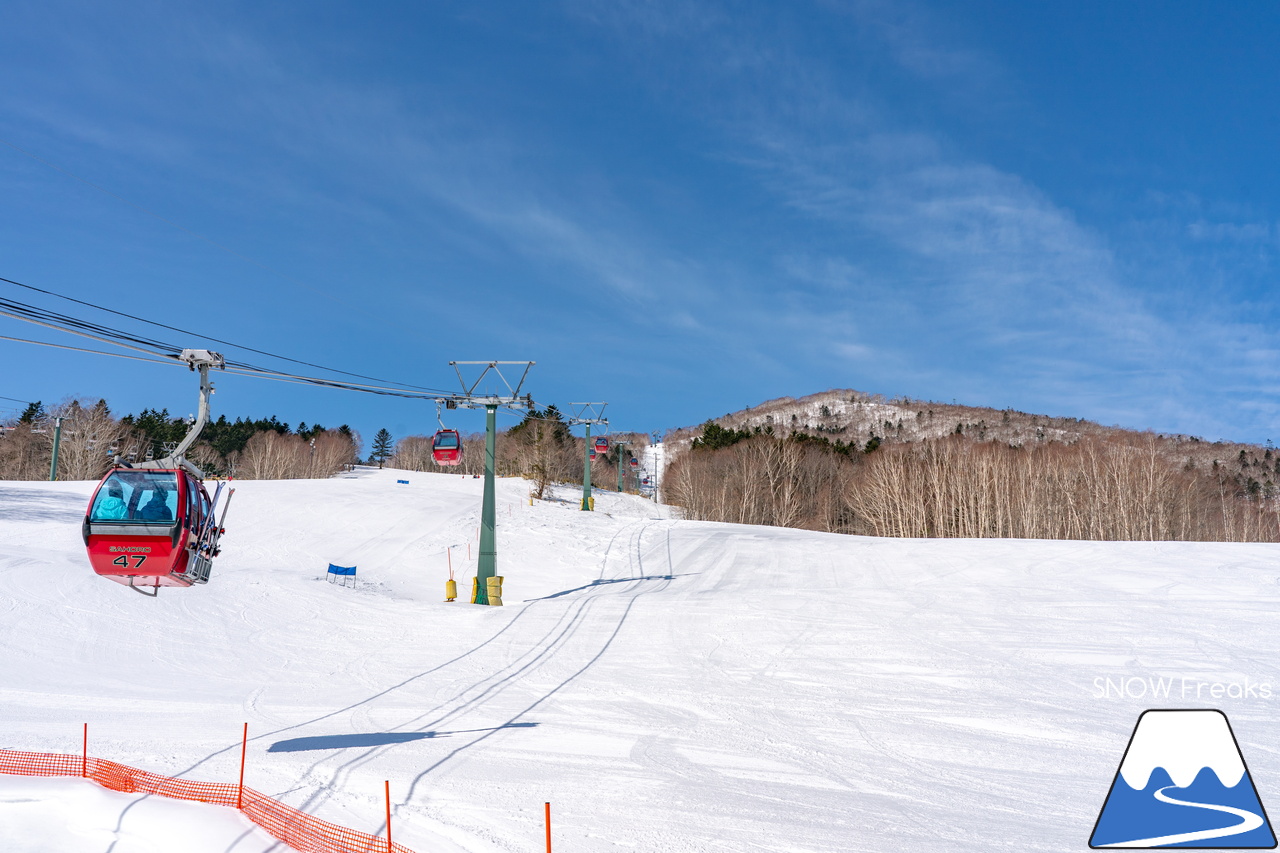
[2,467,1279,852]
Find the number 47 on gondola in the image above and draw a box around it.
[81,350,233,596]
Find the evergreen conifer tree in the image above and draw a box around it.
[18,401,44,423]
[372,428,394,468]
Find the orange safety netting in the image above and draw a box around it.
[0,748,416,853]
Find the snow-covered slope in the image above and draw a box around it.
[0,776,279,853]
[2,468,1279,852]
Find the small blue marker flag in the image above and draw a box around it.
[397,479,409,484]
[327,564,357,576]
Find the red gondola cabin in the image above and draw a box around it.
[432,429,463,466]
[628,457,639,470]
[83,468,217,591]
[593,436,609,454]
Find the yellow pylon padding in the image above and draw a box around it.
[486,575,504,606]
[445,579,457,602]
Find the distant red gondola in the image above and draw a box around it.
[433,429,463,466]
[628,457,639,470]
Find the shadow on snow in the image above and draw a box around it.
[267,723,538,753]
[524,573,696,601]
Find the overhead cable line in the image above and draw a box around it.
[1,329,442,399]
[0,287,467,399]
[218,362,449,397]
[0,293,183,353]
[0,290,545,405]
[0,301,448,400]
[219,367,442,399]
[0,334,182,367]
[0,275,449,394]
[0,299,182,359]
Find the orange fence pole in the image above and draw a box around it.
[545,801,552,853]
[81,724,87,778]
[237,723,248,809]
[385,780,392,853]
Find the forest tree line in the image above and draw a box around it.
[0,398,359,480]
[664,423,1280,542]
[27,388,1269,545]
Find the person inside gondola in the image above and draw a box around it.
[95,482,128,520]
[139,487,174,522]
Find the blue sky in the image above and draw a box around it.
[2,1,1279,446]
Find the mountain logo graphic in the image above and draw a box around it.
[1090,709,1276,848]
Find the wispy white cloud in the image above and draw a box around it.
[2,4,725,333]
[570,0,1280,438]
[443,197,708,305]
[833,341,875,360]
[829,0,1007,92]
[715,75,1168,385]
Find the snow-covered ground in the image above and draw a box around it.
[2,467,1280,851]
[0,776,279,853]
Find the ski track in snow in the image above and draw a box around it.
[2,468,1280,851]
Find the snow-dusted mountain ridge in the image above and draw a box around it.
[665,388,1272,471]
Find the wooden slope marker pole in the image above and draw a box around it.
[237,723,248,809]
[81,723,87,777]
[385,780,393,853]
